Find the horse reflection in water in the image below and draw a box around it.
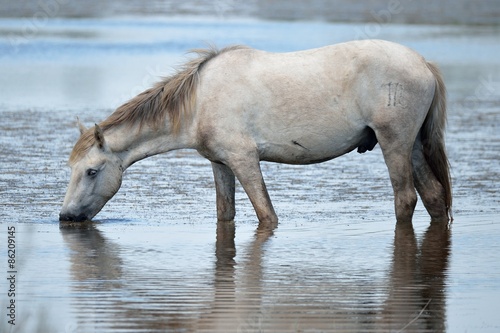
[60,221,276,332]
[60,224,123,295]
[61,224,199,330]
[197,221,451,332]
[61,220,450,332]
[196,221,277,332]
[379,222,450,332]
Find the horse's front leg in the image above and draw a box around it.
[226,152,278,225]
[212,162,236,221]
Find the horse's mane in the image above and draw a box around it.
[69,45,247,165]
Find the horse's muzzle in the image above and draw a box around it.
[59,212,88,222]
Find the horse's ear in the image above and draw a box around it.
[77,117,87,135]
[94,124,107,151]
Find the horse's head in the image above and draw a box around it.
[59,122,123,222]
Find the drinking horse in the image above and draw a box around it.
[59,40,452,224]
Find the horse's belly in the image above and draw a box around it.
[257,127,366,164]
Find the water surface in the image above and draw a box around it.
[1,16,499,333]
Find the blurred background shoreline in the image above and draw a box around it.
[1,0,499,25]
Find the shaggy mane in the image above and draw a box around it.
[69,45,247,165]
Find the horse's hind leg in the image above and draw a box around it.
[212,162,236,221]
[411,135,448,222]
[375,127,418,223]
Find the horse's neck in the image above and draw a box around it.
[107,123,196,169]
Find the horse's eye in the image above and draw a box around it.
[87,169,98,177]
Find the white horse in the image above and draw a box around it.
[60,40,452,224]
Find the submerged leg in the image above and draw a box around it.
[411,136,448,222]
[376,129,418,223]
[212,162,236,221]
[226,151,278,224]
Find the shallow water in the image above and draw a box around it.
[1,16,500,333]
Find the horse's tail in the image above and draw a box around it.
[421,62,452,219]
